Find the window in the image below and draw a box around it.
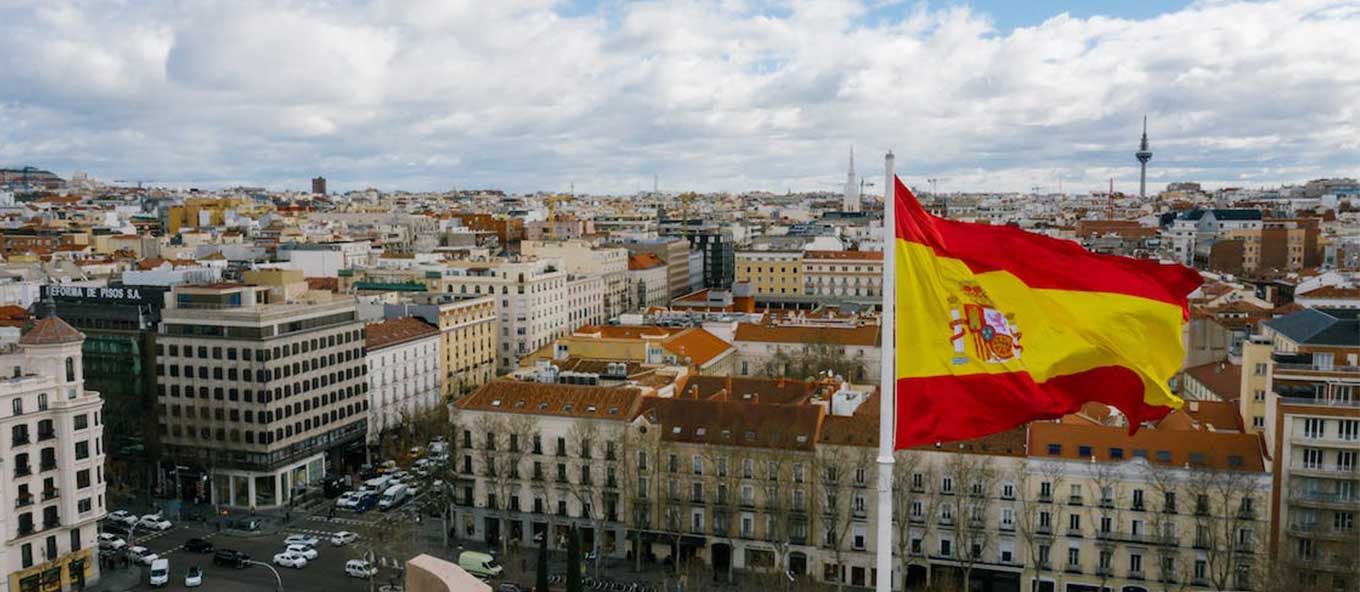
[1047,444,1062,455]
[1302,448,1323,469]
[1130,553,1143,574]
[1304,418,1325,439]
[1253,362,1266,376]
[73,415,88,430]
[1078,445,1093,457]
[1340,420,1359,441]
[1068,547,1080,567]
[75,441,89,460]
[1109,447,1124,459]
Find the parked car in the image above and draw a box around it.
[183,538,214,554]
[184,565,203,588]
[107,510,138,526]
[344,559,378,578]
[284,534,319,547]
[149,558,169,587]
[330,531,358,546]
[97,534,127,550]
[101,522,130,536]
[128,546,159,565]
[212,549,250,568]
[336,491,362,509]
[352,492,379,513]
[272,551,308,568]
[497,584,525,592]
[285,544,318,561]
[138,515,173,531]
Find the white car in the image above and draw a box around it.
[107,510,138,526]
[330,531,358,546]
[128,546,160,565]
[284,534,319,547]
[184,565,203,588]
[337,491,362,508]
[272,551,308,568]
[345,559,378,578]
[138,515,173,531]
[97,533,127,550]
[285,544,318,560]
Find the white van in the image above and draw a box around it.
[149,558,170,587]
[362,475,392,494]
[378,483,408,510]
[457,551,502,578]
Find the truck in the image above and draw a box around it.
[362,475,392,494]
[378,483,409,511]
[457,551,502,579]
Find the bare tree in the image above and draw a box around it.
[892,449,934,591]
[1012,460,1065,591]
[760,343,868,383]
[1184,468,1265,591]
[815,444,875,591]
[565,420,608,577]
[703,444,745,583]
[1082,461,1125,592]
[941,452,998,591]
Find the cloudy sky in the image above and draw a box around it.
[1,0,1356,195]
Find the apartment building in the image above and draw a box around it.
[447,370,1280,592]
[522,240,631,317]
[627,254,669,310]
[1255,307,1359,592]
[0,317,106,592]
[386,293,499,400]
[440,259,572,372]
[734,251,803,297]
[733,322,881,383]
[802,250,883,302]
[365,317,441,445]
[155,282,369,508]
[610,237,693,298]
[526,325,735,376]
[565,274,606,331]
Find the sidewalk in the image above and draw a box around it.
[88,564,142,592]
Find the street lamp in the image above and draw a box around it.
[244,560,284,592]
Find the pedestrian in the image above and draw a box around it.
[286,510,291,523]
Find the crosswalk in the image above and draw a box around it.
[154,531,220,558]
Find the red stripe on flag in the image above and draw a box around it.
[893,177,1201,311]
[894,366,1175,450]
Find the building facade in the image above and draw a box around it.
[734,251,803,297]
[365,317,441,446]
[387,293,499,400]
[1,317,106,592]
[155,284,369,508]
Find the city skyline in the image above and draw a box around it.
[1,0,1357,195]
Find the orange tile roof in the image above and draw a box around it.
[650,397,823,451]
[364,317,439,350]
[677,375,833,405]
[455,379,643,420]
[1028,422,1264,471]
[803,250,883,261]
[20,316,85,345]
[661,328,733,367]
[306,277,339,292]
[1181,361,1242,401]
[1298,285,1360,299]
[627,253,666,271]
[734,322,880,346]
[573,324,679,340]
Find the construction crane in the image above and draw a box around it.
[544,193,575,240]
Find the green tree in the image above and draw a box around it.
[535,531,550,592]
[566,526,583,592]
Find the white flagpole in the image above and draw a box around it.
[875,151,896,592]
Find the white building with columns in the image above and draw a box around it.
[0,316,107,592]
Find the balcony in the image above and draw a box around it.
[42,488,58,501]
[1098,498,1115,509]
[1289,490,1360,509]
[1068,495,1084,506]
[18,523,35,536]
[14,465,32,478]
[43,516,61,529]
[15,495,33,508]
[1036,525,1053,535]
[1288,522,1358,542]
[1037,493,1053,504]
[999,523,1015,532]
[1291,462,1359,477]
[1066,528,1084,538]
[1065,564,1082,575]
[1095,567,1113,577]
[37,430,55,442]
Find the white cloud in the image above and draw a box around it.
[0,0,1355,194]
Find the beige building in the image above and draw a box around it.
[155,280,368,509]
[522,240,631,317]
[734,251,803,297]
[0,317,106,592]
[393,293,499,400]
[802,250,883,301]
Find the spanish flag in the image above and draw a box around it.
[892,177,1202,449]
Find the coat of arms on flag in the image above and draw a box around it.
[947,281,1022,365]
